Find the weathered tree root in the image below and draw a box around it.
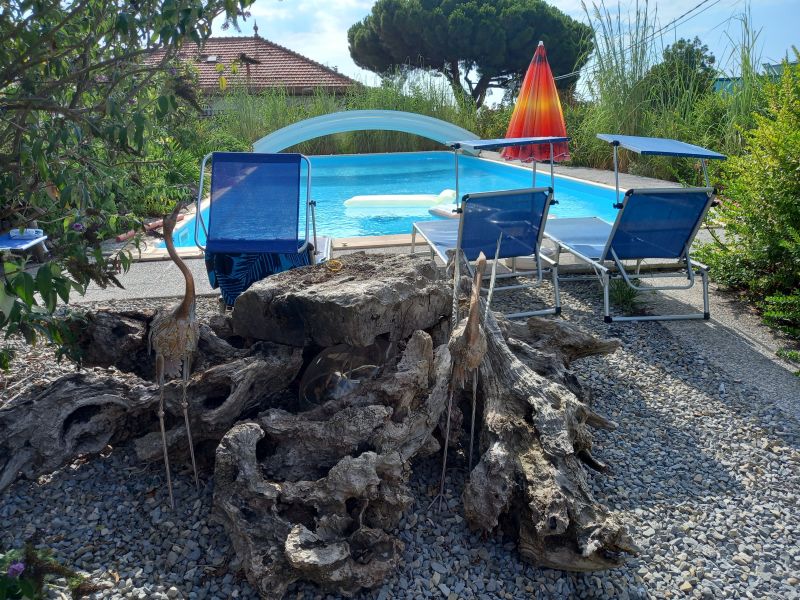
[213,332,452,598]
[0,371,154,492]
[1,252,639,597]
[0,317,302,492]
[463,311,639,571]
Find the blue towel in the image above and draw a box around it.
[205,248,311,307]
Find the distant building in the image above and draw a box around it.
[713,60,798,94]
[762,60,799,78]
[713,77,739,94]
[151,26,357,112]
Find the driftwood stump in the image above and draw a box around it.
[462,313,638,570]
[0,324,303,492]
[213,332,451,597]
[0,251,637,598]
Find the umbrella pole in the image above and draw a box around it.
[531,159,537,187]
[549,142,555,191]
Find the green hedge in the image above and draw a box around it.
[698,56,800,340]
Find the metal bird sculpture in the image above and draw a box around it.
[431,252,488,511]
[148,202,200,509]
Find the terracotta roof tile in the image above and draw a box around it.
[151,36,357,95]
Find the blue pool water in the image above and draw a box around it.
[170,151,617,246]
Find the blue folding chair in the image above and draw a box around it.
[545,187,716,322]
[412,187,560,319]
[194,152,330,306]
[542,133,726,323]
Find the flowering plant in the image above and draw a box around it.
[0,550,36,599]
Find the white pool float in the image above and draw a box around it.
[428,206,459,219]
[344,188,456,207]
[344,205,431,218]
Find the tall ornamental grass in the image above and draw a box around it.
[571,0,656,171]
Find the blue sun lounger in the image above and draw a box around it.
[0,232,48,252]
[544,134,726,322]
[194,152,331,306]
[412,187,561,318]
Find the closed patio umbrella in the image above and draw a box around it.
[501,42,570,163]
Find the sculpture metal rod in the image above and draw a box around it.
[156,355,175,510]
[468,370,477,470]
[429,386,455,512]
[182,355,199,490]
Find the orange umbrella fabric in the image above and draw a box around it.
[501,42,570,163]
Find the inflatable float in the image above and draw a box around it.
[428,206,459,219]
[344,188,456,208]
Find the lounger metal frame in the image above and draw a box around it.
[194,152,320,261]
[412,187,561,319]
[547,186,716,323]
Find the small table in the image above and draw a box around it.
[0,233,49,252]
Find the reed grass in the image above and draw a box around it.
[570,1,765,182]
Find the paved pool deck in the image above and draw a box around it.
[79,160,799,419]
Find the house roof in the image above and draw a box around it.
[153,34,357,95]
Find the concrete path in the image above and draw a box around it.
[641,282,799,420]
[82,257,215,303]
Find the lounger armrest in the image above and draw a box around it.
[539,253,557,268]
[687,257,709,271]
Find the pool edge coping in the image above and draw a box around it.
[138,151,654,261]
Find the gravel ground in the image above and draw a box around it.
[1,285,799,600]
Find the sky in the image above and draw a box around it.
[212,0,799,104]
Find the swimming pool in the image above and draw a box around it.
[169,151,618,246]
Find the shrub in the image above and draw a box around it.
[698,52,800,339]
[475,104,514,140]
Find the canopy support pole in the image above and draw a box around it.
[701,159,709,187]
[454,149,460,204]
[612,143,621,209]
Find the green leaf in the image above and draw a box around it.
[55,279,72,304]
[0,348,13,370]
[18,578,35,599]
[36,153,49,179]
[0,285,15,321]
[11,272,35,306]
[157,96,170,115]
[116,12,129,33]
[36,264,54,307]
[3,260,23,276]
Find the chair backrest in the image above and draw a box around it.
[457,187,552,261]
[602,187,715,261]
[206,152,308,254]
